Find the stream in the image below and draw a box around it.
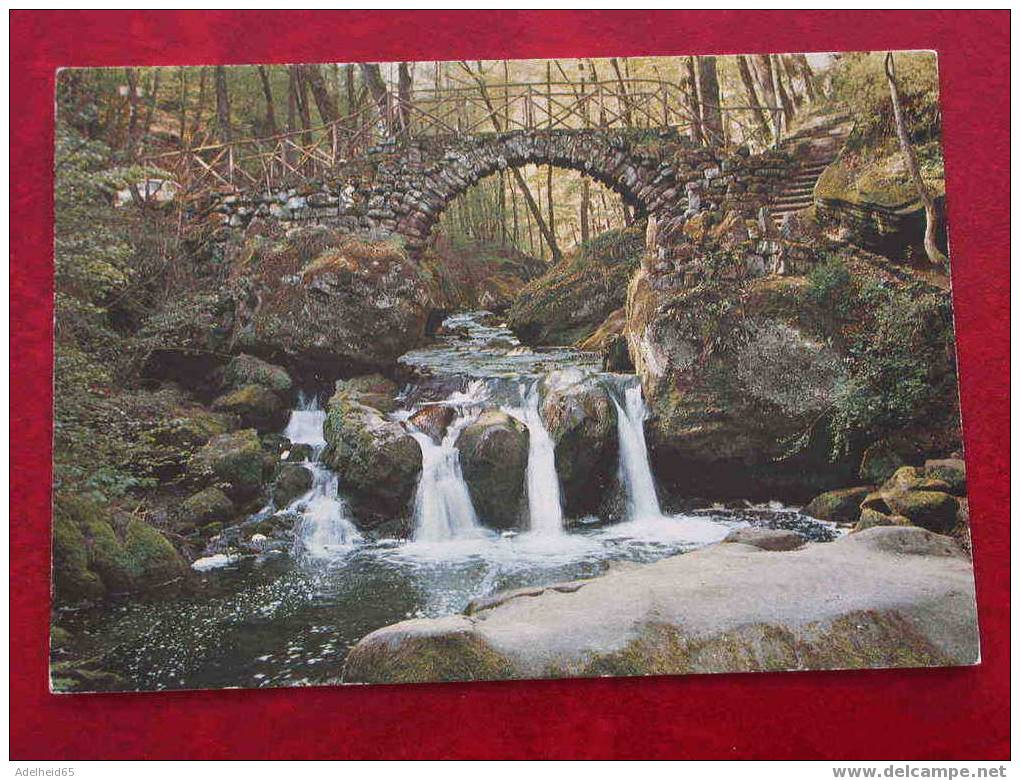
[60,310,840,692]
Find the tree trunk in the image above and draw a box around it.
[609,57,633,127]
[752,54,781,143]
[685,57,704,144]
[772,55,796,125]
[737,55,772,144]
[884,52,948,267]
[214,66,232,143]
[396,62,412,135]
[302,64,338,125]
[794,54,818,102]
[257,65,278,136]
[188,67,208,145]
[125,67,140,150]
[359,63,391,136]
[780,55,804,108]
[291,65,312,145]
[697,56,724,144]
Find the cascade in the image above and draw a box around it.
[612,381,664,523]
[506,384,564,536]
[285,396,362,556]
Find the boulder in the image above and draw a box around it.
[175,487,236,532]
[212,384,288,432]
[283,443,314,463]
[722,527,804,551]
[229,229,432,374]
[539,369,618,516]
[883,490,959,534]
[804,486,874,525]
[925,458,966,496]
[189,428,267,500]
[408,405,456,443]
[456,410,528,530]
[853,507,912,533]
[51,494,186,604]
[272,463,314,508]
[342,527,977,684]
[322,391,421,527]
[221,354,292,393]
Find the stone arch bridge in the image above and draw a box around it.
[204,127,800,268]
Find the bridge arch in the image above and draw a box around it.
[376,131,686,252]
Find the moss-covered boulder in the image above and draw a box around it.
[229,227,433,374]
[212,384,288,432]
[189,428,267,500]
[51,494,186,604]
[507,227,643,346]
[456,411,528,530]
[272,463,313,508]
[924,458,966,497]
[175,487,236,532]
[139,403,238,481]
[222,353,292,393]
[804,486,874,525]
[322,391,421,528]
[883,490,959,534]
[853,508,913,533]
[539,370,617,516]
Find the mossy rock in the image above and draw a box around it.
[273,463,313,508]
[52,500,104,603]
[924,458,966,496]
[175,487,236,532]
[883,490,959,534]
[212,384,288,432]
[52,494,186,601]
[853,508,913,533]
[457,411,528,530]
[804,486,873,525]
[859,438,926,484]
[190,428,266,499]
[222,353,292,392]
[322,393,421,526]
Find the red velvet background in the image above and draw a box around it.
[10,10,1010,760]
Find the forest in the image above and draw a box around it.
[51,51,971,692]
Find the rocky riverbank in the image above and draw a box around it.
[341,525,979,684]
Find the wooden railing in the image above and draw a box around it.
[143,78,780,196]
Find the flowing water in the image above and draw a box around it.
[60,311,841,692]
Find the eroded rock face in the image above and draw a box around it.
[456,410,528,530]
[322,387,421,528]
[341,527,978,684]
[211,384,288,432]
[408,405,455,443]
[539,369,618,516]
[626,270,851,502]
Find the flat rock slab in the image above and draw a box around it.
[342,527,979,685]
[723,527,805,551]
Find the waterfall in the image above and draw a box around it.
[410,412,485,543]
[612,382,664,523]
[285,396,362,557]
[506,384,564,536]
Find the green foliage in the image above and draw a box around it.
[829,283,957,457]
[805,255,853,317]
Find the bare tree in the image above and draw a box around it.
[214,66,232,143]
[685,56,704,144]
[697,56,724,144]
[396,62,413,135]
[885,52,947,267]
[256,65,278,136]
[359,62,391,135]
[771,55,795,125]
[752,54,781,143]
[737,55,772,144]
[302,64,338,125]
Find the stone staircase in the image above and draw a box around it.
[769,113,853,229]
